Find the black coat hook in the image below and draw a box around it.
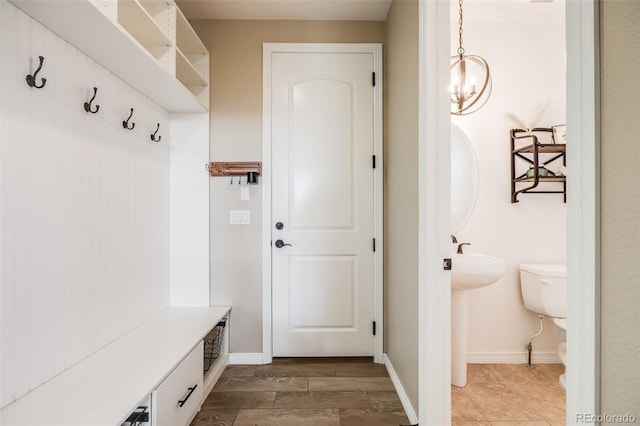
[84,87,100,114]
[122,108,135,130]
[26,55,47,89]
[151,123,161,142]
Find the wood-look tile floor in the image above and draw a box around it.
[452,364,566,426]
[191,357,411,426]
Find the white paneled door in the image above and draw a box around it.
[271,49,376,356]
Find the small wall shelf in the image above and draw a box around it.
[209,162,262,177]
[510,128,566,203]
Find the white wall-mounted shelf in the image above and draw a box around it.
[118,0,172,49]
[138,0,174,37]
[9,0,209,112]
[177,48,207,87]
[0,307,230,426]
[175,8,209,106]
[176,8,207,57]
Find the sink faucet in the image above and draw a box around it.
[457,242,471,254]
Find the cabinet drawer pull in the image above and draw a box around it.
[177,384,198,408]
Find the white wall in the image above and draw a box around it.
[0,1,170,407]
[451,0,567,361]
[169,113,210,306]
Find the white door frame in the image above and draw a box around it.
[262,43,384,364]
[564,1,601,420]
[418,1,452,423]
[418,1,600,424]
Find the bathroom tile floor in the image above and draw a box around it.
[452,363,566,426]
[191,360,565,426]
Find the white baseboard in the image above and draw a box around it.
[467,351,561,364]
[228,352,264,365]
[383,353,419,425]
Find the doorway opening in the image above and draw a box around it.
[449,0,566,422]
[418,1,600,424]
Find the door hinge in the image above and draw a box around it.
[373,321,376,336]
[373,238,376,252]
[372,72,376,87]
[372,155,376,169]
[443,258,452,270]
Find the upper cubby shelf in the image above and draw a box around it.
[9,0,209,112]
[175,8,209,106]
[176,9,207,57]
[118,0,172,49]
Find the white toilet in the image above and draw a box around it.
[520,263,567,388]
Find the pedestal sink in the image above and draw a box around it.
[451,251,505,387]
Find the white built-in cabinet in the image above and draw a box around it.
[0,308,231,426]
[10,0,210,111]
[153,342,204,426]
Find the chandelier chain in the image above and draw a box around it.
[457,0,465,56]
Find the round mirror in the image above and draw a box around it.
[451,124,479,233]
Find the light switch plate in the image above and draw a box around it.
[230,210,250,225]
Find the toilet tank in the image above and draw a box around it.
[519,264,566,318]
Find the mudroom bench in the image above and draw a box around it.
[0,307,231,426]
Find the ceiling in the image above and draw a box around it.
[174,0,562,24]
[175,0,394,21]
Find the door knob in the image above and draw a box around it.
[275,239,292,248]
[275,222,284,230]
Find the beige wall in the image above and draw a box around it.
[600,0,640,416]
[192,20,385,353]
[383,0,419,412]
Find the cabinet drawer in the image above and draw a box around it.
[153,341,204,426]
